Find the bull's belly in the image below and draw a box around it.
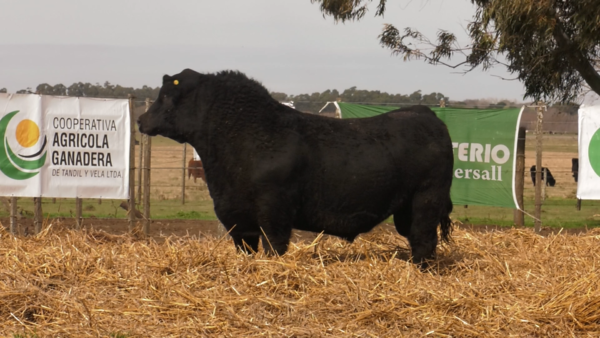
[292,189,405,239]
[295,209,391,240]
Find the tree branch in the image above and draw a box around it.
[552,22,600,96]
[490,74,519,81]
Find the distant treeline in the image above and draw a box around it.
[0,83,160,102]
[1,83,447,108]
[2,83,528,113]
[271,87,449,113]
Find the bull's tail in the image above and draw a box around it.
[439,196,453,243]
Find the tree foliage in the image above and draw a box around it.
[310,0,600,102]
[36,81,160,100]
[7,81,447,113]
[275,87,447,104]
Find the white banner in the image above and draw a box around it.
[577,105,600,200]
[0,93,130,199]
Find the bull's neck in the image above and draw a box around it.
[187,106,280,166]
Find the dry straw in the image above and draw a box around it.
[1,220,600,337]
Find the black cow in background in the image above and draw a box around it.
[137,69,454,266]
[572,158,579,182]
[530,165,556,187]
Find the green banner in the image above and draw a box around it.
[336,103,524,209]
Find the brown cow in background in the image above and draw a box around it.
[188,159,206,183]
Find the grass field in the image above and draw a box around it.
[2,133,597,229]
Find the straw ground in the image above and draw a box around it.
[1,219,600,337]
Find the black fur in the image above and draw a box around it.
[138,69,454,265]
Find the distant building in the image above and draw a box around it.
[281,101,295,109]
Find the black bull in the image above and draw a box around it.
[138,69,454,265]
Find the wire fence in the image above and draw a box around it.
[2,103,598,237]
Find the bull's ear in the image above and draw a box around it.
[162,75,172,84]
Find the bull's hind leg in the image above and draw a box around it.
[407,191,444,266]
[393,202,413,238]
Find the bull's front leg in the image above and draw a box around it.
[230,232,260,254]
[255,192,294,256]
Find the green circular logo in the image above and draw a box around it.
[589,128,600,176]
[0,110,47,180]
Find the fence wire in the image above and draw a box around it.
[2,108,598,235]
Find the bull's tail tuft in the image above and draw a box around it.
[440,196,453,243]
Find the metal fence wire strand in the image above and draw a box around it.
[2,103,596,234]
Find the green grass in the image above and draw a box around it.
[172,210,215,219]
[0,197,218,220]
[3,195,599,229]
[452,197,600,229]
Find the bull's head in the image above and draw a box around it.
[137,69,202,143]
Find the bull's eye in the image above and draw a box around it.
[174,80,179,85]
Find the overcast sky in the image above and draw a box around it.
[0,0,528,102]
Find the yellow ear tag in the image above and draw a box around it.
[173,80,179,85]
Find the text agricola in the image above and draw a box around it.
[51,132,113,167]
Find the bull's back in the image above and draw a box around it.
[304,111,452,189]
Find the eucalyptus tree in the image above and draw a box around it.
[311,0,600,102]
